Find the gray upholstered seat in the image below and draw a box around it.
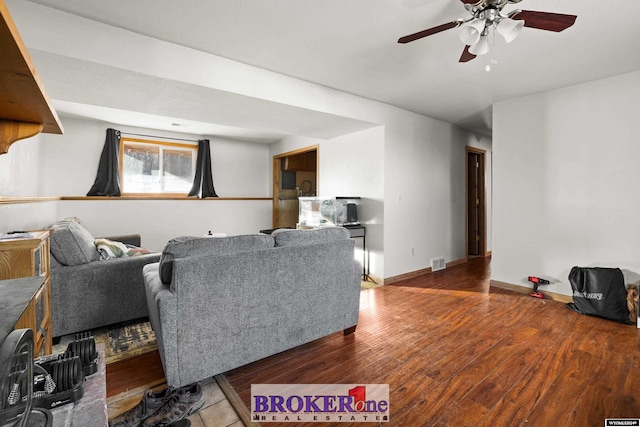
[49,217,160,337]
[144,227,361,387]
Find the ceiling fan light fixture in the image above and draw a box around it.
[459,18,486,46]
[468,34,489,56]
[496,17,524,43]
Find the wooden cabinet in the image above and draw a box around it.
[0,230,52,356]
[283,151,317,171]
[0,0,63,154]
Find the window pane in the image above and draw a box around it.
[121,139,196,194]
[123,143,160,193]
[163,149,193,192]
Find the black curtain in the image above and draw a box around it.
[87,128,121,196]
[188,139,218,198]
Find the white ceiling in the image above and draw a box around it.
[19,0,640,138]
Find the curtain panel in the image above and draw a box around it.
[188,139,218,198]
[87,128,121,196]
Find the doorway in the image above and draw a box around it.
[466,146,486,257]
[273,146,318,229]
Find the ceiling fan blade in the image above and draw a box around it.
[459,0,479,4]
[398,21,461,43]
[459,45,476,63]
[511,10,577,32]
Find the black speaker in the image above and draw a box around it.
[346,203,358,224]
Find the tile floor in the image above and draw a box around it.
[107,377,243,427]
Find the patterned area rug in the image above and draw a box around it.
[54,319,157,365]
[361,279,381,290]
[93,318,157,365]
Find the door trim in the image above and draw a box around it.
[465,146,487,257]
[272,145,319,228]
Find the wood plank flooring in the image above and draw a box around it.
[225,257,640,426]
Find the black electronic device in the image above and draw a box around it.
[31,355,84,409]
[0,329,53,427]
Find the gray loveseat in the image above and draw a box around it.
[143,227,361,387]
[49,218,161,337]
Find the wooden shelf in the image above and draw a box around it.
[0,0,63,154]
[0,230,53,357]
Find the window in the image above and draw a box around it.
[120,138,197,195]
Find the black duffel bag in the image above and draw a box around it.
[566,266,632,324]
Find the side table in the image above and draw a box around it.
[344,225,375,283]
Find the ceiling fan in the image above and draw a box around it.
[398,0,577,63]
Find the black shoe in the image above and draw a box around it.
[109,387,174,427]
[142,383,205,427]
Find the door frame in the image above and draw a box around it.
[465,146,487,257]
[272,145,319,228]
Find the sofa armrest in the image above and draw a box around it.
[143,263,178,382]
[50,252,161,337]
[100,234,141,247]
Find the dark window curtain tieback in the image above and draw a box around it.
[87,128,121,196]
[189,139,218,198]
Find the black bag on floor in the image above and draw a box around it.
[566,266,632,324]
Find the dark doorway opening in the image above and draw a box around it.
[466,147,486,257]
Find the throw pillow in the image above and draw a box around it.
[49,217,101,266]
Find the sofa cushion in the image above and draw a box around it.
[159,234,275,286]
[49,217,100,266]
[272,227,350,247]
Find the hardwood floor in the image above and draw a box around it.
[106,350,165,397]
[225,257,640,426]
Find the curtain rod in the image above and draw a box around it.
[120,131,200,143]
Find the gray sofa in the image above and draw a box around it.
[49,218,161,337]
[143,227,361,387]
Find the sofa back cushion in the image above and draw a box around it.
[49,217,100,266]
[272,227,350,247]
[159,234,275,285]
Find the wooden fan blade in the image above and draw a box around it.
[511,10,577,32]
[459,45,476,63]
[398,21,461,43]
[459,0,479,4]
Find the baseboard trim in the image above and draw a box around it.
[490,280,573,304]
[384,257,468,285]
[447,258,468,268]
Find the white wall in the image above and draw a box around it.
[0,133,61,232]
[0,201,59,233]
[40,117,271,198]
[1,117,273,245]
[383,114,470,278]
[0,133,45,197]
[492,70,640,296]
[57,199,271,252]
